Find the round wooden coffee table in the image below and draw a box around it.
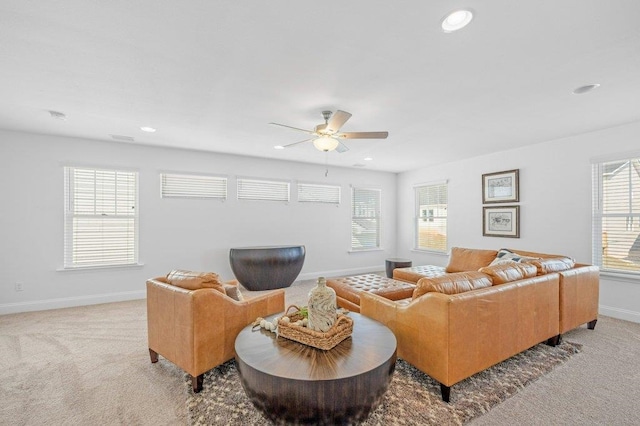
[235,312,397,425]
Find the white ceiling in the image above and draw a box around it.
[1,1,639,173]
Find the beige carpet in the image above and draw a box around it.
[1,278,639,425]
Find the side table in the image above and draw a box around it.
[385,258,412,278]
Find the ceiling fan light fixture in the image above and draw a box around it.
[442,9,474,32]
[313,135,340,152]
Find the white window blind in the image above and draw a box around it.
[351,187,381,250]
[298,183,341,204]
[64,167,138,268]
[415,182,448,252]
[592,158,640,275]
[160,173,227,199]
[237,178,290,202]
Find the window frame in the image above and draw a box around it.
[236,177,290,202]
[414,181,448,253]
[63,166,140,270]
[350,187,381,251]
[160,172,227,199]
[592,156,640,278]
[297,182,341,204]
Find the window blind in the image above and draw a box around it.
[415,182,448,252]
[237,178,290,202]
[298,183,341,204]
[351,187,381,250]
[160,173,227,199]
[64,167,138,268]
[592,158,640,275]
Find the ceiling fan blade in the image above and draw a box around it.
[326,110,352,133]
[282,138,312,148]
[336,141,349,153]
[269,122,315,134]
[336,131,389,139]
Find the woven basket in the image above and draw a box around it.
[277,305,353,351]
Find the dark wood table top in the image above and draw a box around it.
[235,312,396,381]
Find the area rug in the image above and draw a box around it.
[185,341,581,425]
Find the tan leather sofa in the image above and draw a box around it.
[393,248,600,334]
[146,270,285,392]
[360,247,600,402]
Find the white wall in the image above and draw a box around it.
[397,121,640,324]
[0,130,397,314]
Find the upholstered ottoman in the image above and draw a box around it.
[392,265,447,284]
[326,274,416,312]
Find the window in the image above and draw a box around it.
[592,157,640,275]
[415,181,448,252]
[160,173,227,199]
[64,167,138,268]
[297,183,341,204]
[351,187,381,250]
[237,178,290,202]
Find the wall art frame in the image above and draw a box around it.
[483,205,520,238]
[482,169,519,203]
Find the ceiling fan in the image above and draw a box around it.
[269,110,389,153]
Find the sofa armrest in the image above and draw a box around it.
[361,291,399,331]
[558,264,599,333]
[239,289,286,324]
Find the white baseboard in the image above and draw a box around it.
[0,290,146,315]
[297,267,383,282]
[599,304,640,324]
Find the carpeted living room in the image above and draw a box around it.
[2,1,640,425]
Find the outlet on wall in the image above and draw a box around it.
[15,282,23,291]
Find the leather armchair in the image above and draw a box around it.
[146,272,285,392]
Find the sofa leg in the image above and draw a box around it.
[546,335,561,347]
[587,319,598,330]
[192,374,203,393]
[149,349,158,363]
[440,384,451,403]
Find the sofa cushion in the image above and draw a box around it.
[445,247,498,273]
[413,271,493,299]
[525,257,575,275]
[489,248,540,266]
[166,269,226,293]
[478,262,538,284]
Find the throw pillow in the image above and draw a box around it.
[166,269,226,294]
[223,281,245,301]
[445,247,498,273]
[413,271,493,299]
[489,248,540,266]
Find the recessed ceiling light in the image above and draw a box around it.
[49,110,67,120]
[572,84,600,95]
[364,157,373,161]
[140,126,156,132]
[441,9,474,33]
[274,145,285,150]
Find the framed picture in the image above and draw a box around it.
[483,205,520,238]
[482,169,519,203]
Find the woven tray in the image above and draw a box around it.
[277,305,353,351]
